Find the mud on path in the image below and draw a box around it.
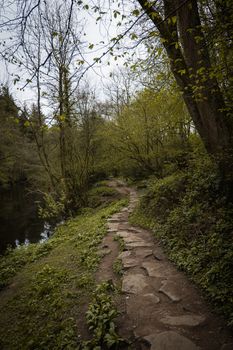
[97,179,233,350]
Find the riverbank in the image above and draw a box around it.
[1,179,233,350]
[0,182,128,349]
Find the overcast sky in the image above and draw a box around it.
[0,1,130,110]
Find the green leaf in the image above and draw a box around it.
[178,69,186,76]
[161,37,167,44]
[130,33,138,40]
[197,67,205,75]
[132,9,140,16]
[194,36,203,43]
[149,31,158,37]
[171,16,177,24]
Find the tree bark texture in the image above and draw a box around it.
[137,0,232,157]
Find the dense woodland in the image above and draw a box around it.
[0,0,233,348]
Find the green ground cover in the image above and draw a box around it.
[0,196,127,350]
[130,161,233,326]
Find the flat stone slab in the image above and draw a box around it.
[142,261,167,278]
[118,226,132,232]
[107,218,121,223]
[135,249,153,258]
[122,257,139,269]
[127,227,146,235]
[118,251,131,259]
[153,249,165,261]
[126,241,154,249]
[159,281,182,302]
[116,231,144,244]
[122,274,149,294]
[143,293,160,304]
[121,208,128,212]
[144,331,200,350]
[116,231,140,238]
[107,223,119,231]
[161,314,206,327]
[111,213,125,219]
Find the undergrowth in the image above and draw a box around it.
[87,185,119,208]
[113,259,124,276]
[130,155,233,326]
[0,198,127,349]
[81,282,124,350]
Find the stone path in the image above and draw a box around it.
[105,182,233,350]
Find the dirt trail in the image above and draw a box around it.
[97,180,233,350]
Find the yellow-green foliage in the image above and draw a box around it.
[83,282,123,349]
[0,198,127,349]
[99,88,191,179]
[87,185,118,208]
[140,172,187,223]
[38,191,66,220]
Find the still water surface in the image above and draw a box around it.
[0,185,54,254]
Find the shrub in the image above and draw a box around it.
[38,192,66,220]
[132,155,233,325]
[140,172,187,223]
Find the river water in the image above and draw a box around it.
[0,185,54,255]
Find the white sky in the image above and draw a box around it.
[0,1,132,110]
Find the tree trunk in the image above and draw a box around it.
[137,0,233,196]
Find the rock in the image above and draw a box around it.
[144,331,200,350]
[125,227,141,232]
[124,237,145,244]
[111,213,124,219]
[107,218,121,223]
[118,251,131,259]
[107,223,119,231]
[108,214,128,223]
[108,228,118,233]
[127,227,146,235]
[159,281,182,302]
[122,274,149,294]
[126,241,153,249]
[142,261,167,278]
[161,314,206,327]
[121,207,128,212]
[143,293,160,304]
[122,257,139,269]
[135,249,153,258]
[116,230,139,238]
[116,231,144,244]
[221,344,233,350]
[118,224,131,230]
[153,249,165,261]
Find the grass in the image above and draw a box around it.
[0,198,128,350]
[113,259,124,276]
[113,235,125,252]
[87,184,119,208]
[83,281,125,349]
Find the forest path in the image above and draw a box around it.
[97,179,233,350]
